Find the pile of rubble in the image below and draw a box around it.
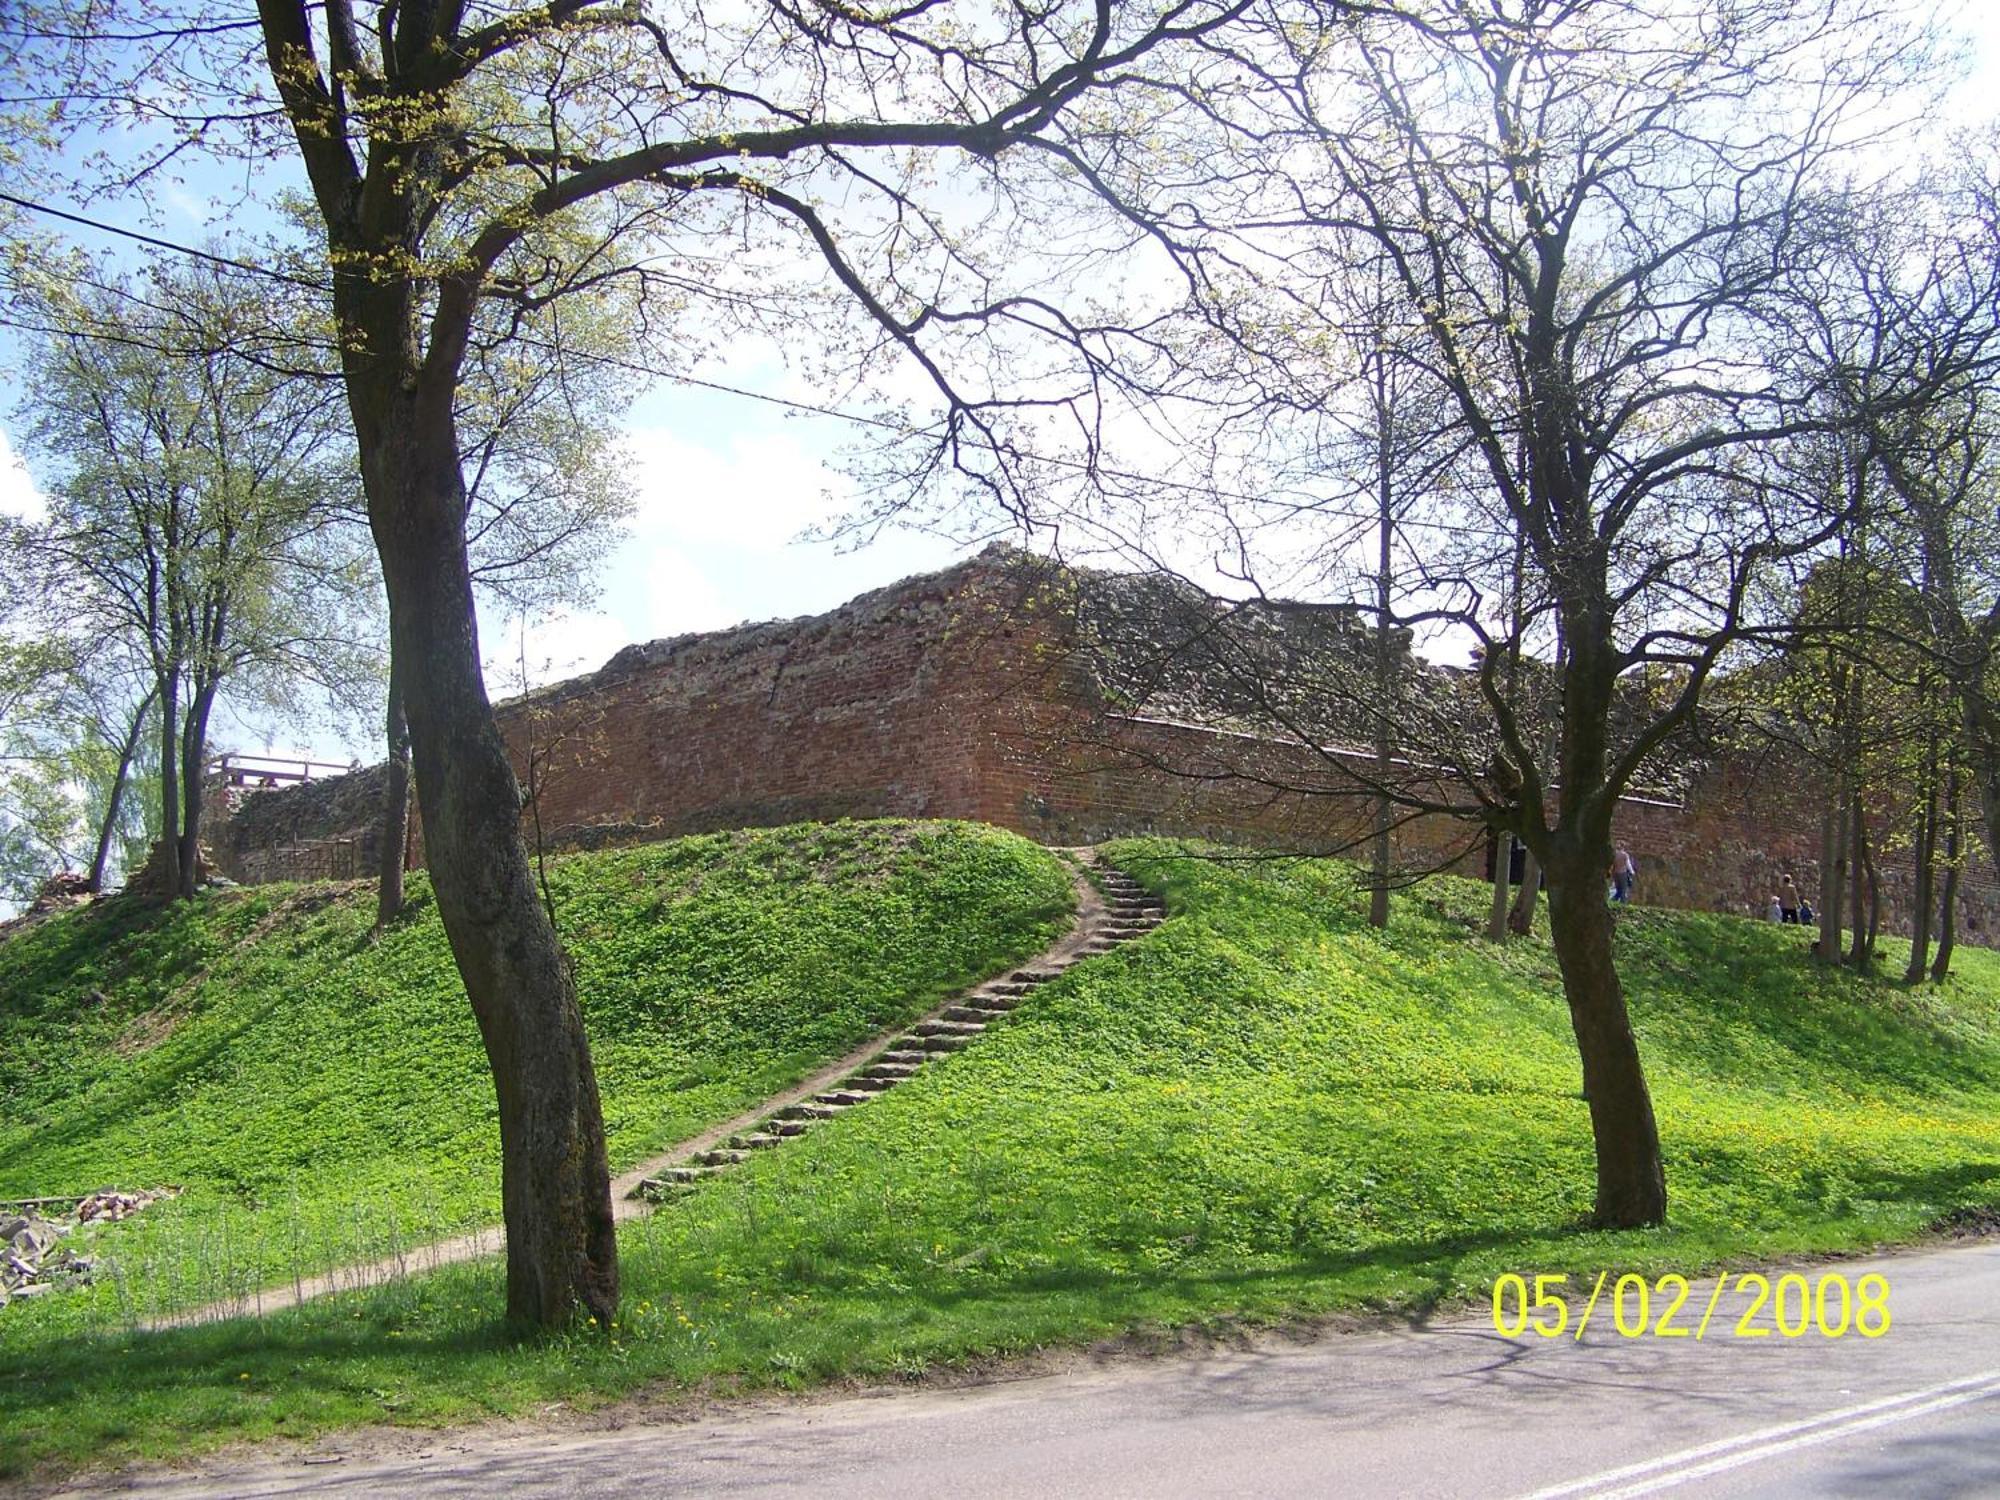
[121,839,223,901]
[0,1189,174,1308]
[26,871,94,915]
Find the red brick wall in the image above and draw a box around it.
[216,551,1996,940]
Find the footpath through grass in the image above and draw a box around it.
[0,820,1072,1338]
[5,838,2000,1480]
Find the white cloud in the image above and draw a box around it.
[482,606,635,693]
[622,423,839,550]
[0,430,48,522]
[625,548,739,640]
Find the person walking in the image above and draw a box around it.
[1611,845,1637,904]
[1779,873,1801,924]
[1768,893,1784,922]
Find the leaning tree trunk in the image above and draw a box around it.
[1544,842,1668,1227]
[376,664,412,929]
[1933,765,1961,981]
[357,386,617,1328]
[1932,860,1960,981]
[88,688,156,891]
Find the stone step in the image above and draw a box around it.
[637,1165,719,1196]
[694,1148,748,1167]
[877,1049,929,1067]
[962,994,1021,1012]
[906,1032,974,1052]
[816,1089,873,1107]
[1013,967,1063,983]
[764,1118,813,1137]
[729,1133,784,1150]
[845,1074,898,1093]
[913,1018,985,1037]
[865,1058,925,1076]
[942,1003,1008,1022]
[778,1102,845,1121]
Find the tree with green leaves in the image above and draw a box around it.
[1020,0,1964,1228]
[3,256,379,900]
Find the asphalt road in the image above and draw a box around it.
[55,1239,2000,1499]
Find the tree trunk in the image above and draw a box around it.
[1509,691,1556,939]
[376,664,412,928]
[1816,784,1845,962]
[1972,706,2000,924]
[1508,846,1540,935]
[1904,772,1936,984]
[1367,366,1394,932]
[1933,765,1961,981]
[1846,795,1869,970]
[1545,846,1668,1227]
[1862,824,1881,963]
[357,387,617,1328]
[156,670,183,898]
[176,678,219,900]
[88,688,156,892]
[1488,831,1513,941]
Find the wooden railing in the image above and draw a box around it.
[209,753,355,788]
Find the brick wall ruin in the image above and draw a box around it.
[205,548,2000,940]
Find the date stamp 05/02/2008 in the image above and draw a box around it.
[1491,1271,1891,1342]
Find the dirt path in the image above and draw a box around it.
[148,854,1124,1329]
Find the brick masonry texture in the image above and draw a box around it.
[207,549,1999,941]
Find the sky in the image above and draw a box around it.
[3,0,1998,768]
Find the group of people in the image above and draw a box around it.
[1605,845,1818,926]
[1766,873,1815,925]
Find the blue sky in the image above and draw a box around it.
[3,1,1997,766]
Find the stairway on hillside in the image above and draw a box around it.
[637,861,1165,1198]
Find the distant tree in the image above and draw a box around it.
[0,616,167,903]
[2,256,378,900]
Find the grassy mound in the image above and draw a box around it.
[6,838,1999,1478]
[0,820,1074,1330]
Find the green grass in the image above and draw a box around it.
[5,837,2000,1481]
[0,819,1074,1334]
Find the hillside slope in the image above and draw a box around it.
[4,836,1999,1478]
[0,820,1074,1323]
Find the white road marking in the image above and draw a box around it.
[1518,1368,2000,1499]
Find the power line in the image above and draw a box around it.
[1,188,1513,542]
[0,190,327,291]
